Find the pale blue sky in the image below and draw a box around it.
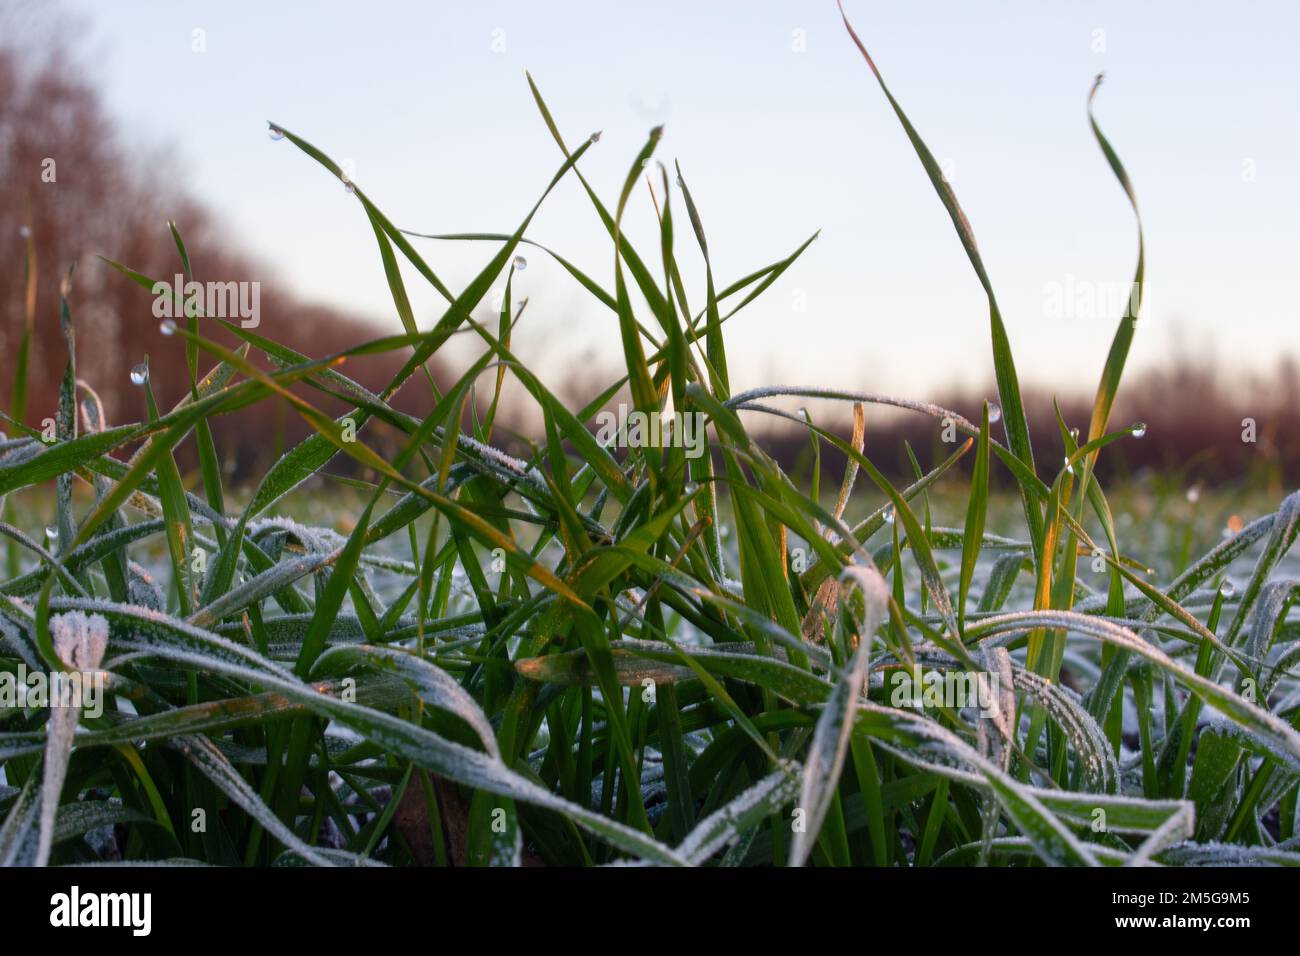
[65,0,1300,400]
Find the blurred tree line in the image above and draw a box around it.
[0,5,442,486]
[3,3,1295,495]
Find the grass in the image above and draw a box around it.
[2,8,1299,867]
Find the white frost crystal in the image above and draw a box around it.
[50,610,109,671]
[36,611,110,866]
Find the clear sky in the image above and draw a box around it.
[63,0,1300,401]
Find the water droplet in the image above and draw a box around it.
[1132,421,1147,438]
[1069,427,1079,442]
[19,225,31,238]
[1220,579,1236,598]
[513,255,527,271]
[1186,485,1201,503]
[883,508,895,525]
[45,527,58,541]
[1063,456,1075,475]
[343,179,355,194]
[160,319,177,336]
[129,363,149,386]
[676,176,685,189]
[268,126,285,141]
[987,403,1002,423]
[590,130,602,143]
[683,482,699,497]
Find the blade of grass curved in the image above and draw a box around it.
[102,639,685,863]
[837,1,1041,556]
[678,765,801,864]
[855,705,1098,865]
[969,610,1300,769]
[313,644,499,758]
[790,565,889,866]
[1082,75,1145,460]
[169,735,334,867]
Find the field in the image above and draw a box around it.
[2,6,1299,869]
